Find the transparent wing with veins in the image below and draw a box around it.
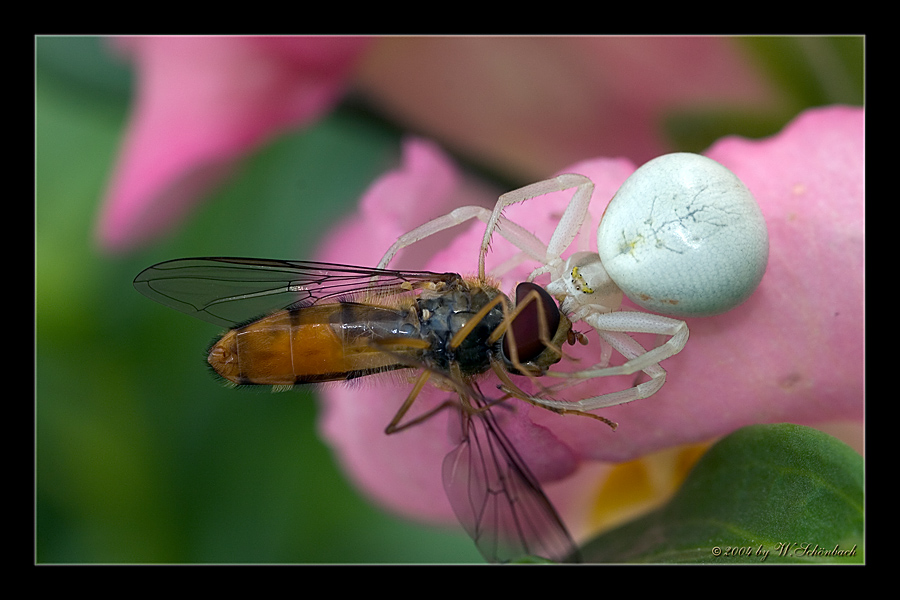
[133,257,459,328]
[134,257,580,563]
[443,392,580,564]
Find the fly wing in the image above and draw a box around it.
[133,257,459,328]
[442,397,581,564]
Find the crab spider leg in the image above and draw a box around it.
[376,206,489,271]
[497,322,670,415]
[478,174,594,278]
[521,312,687,414]
[524,328,671,413]
[377,174,593,278]
[375,205,547,275]
[550,312,689,380]
[377,173,692,418]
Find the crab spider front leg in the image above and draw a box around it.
[572,311,689,379]
[536,251,688,403]
[479,174,595,279]
[376,205,547,274]
[538,312,687,412]
[531,329,671,413]
[377,206,491,271]
[544,253,688,380]
[377,174,594,278]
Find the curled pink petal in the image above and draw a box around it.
[316,106,863,528]
[96,36,371,252]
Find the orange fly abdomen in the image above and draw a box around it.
[207,303,418,386]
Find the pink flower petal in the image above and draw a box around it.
[316,106,863,527]
[315,138,462,270]
[96,36,371,252]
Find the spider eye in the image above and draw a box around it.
[502,282,561,363]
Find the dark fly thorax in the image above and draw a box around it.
[415,280,509,377]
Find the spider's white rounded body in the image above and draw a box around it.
[596,153,768,317]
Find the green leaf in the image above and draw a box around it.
[581,424,863,563]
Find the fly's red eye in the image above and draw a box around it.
[503,282,560,363]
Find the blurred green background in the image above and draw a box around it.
[35,36,863,563]
[36,36,483,563]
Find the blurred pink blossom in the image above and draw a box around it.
[356,37,781,179]
[95,36,371,252]
[315,105,864,534]
[97,36,786,254]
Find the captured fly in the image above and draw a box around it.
[134,257,585,563]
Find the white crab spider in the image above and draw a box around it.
[377,152,769,414]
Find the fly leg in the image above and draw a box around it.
[365,338,484,434]
[383,370,463,434]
